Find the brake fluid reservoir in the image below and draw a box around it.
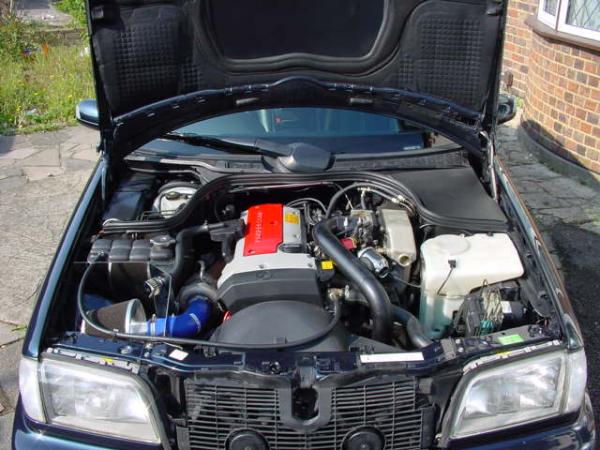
[419,233,524,339]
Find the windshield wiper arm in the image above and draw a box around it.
[162,132,283,156]
[162,132,332,172]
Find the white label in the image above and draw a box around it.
[169,349,188,361]
[360,352,424,363]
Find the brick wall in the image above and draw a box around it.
[502,0,600,173]
[502,0,537,96]
[522,35,600,171]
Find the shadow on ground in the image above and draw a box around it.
[0,135,15,155]
[517,119,600,433]
[551,224,600,422]
[522,119,600,192]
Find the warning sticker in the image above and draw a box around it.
[360,353,424,363]
[169,349,189,361]
[321,260,334,270]
[284,212,300,224]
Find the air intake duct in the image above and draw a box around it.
[313,216,393,343]
[82,296,212,338]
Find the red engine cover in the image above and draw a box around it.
[243,204,283,256]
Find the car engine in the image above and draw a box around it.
[80,173,532,354]
[48,168,567,450]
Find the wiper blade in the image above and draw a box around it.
[162,132,281,156]
[162,133,332,172]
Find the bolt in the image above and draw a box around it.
[119,345,133,355]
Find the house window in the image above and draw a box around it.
[538,0,559,27]
[538,0,600,40]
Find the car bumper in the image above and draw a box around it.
[13,396,595,450]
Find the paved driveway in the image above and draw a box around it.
[0,117,598,446]
[0,127,97,442]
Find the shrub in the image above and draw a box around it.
[29,45,94,125]
[54,0,87,28]
[0,16,94,133]
[0,14,38,60]
[0,59,35,130]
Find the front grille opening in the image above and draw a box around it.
[292,387,319,421]
[184,378,427,450]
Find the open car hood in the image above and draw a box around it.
[87,0,507,160]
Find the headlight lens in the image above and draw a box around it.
[19,358,45,422]
[19,356,163,444]
[451,350,587,438]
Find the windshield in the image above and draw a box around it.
[175,107,426,148]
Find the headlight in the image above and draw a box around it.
[450,350,587,438]
[19,356,164,445]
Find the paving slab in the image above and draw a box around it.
[28,130,71,148]
[520,192,573,210]
[22,166,64,181]
[514,179,546,194]
[61,157,97,171]
[0,167,22,181]
[502,149,537,166]
[505,162,563,181]
[0,147,39,161]
[0,136,31,155]
[0,176,27,192]
[0,323,26,347]
[0,341,23,412]
[72,147,100,162]
[0,169,89,324]
[61,126,99,150]
[537,177,597,200]
[0,412,15,450]
[18,148,60,167]
[538,206,599,224]
[0,160,16,170]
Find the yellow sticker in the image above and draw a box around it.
[321,260,334,270]
[284,212,300,224]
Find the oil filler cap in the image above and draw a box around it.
[343,427,384,450]
[227,430,268,450]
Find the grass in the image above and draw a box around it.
[54,0,86,28]
[515,96,525,109]
[0,15,94,134]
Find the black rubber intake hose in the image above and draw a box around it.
[167,221,238,289]
[392,306,433,349]
[313,216,393,343]
[162,224,208,289]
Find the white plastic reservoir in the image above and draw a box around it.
[419,233,524,338]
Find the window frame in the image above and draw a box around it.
[538,0,559,28]
[556,0,600,41]
[537,0,600,41]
